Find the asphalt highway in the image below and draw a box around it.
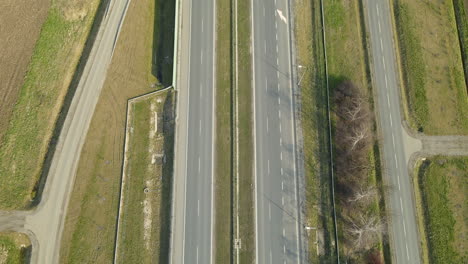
[365,0,421,263]
[170,0,215,263]
[252,0,303,263]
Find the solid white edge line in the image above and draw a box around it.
[251,0,259,262]
[169,0,181,259]
[210,0,216,262]
[181,0,193,261]
[283,0,302,261]
[234,0,241,261]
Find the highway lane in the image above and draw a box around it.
[364,0,421,263]
[170,0,215,263]
[252,0,303,263]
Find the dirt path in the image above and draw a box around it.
[402,121,468,158]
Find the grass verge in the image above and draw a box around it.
[392,0,468,134]
[115,91,174,263]
[413,157,467,264]
[236,0,255,262]
[324,0,387,261]
[0,0,101,209]
[293,0,335,262]
[59,0,175,261]
[214,0,233,262]
[0,233,31,264]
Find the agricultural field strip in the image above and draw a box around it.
[0,0,133,263]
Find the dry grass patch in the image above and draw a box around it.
[393,0,468,134]
[115,91,174,263]
[59,0,175,261]
[0,0,100,209]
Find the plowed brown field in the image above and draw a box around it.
[0,0,49,140]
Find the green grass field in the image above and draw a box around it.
[415,157,467,264]
[0,0,101,209]
[0,233,31,264]
[393,0,468,135]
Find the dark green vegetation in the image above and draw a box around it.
[152,0,176,86]
[416,157,467,264]
[0,0,101,209]
[0,233,31,264]
[453,0,468,88]
[59,0,175,262]
[392,0,468,135]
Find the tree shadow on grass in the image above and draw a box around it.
[157,91,175,263]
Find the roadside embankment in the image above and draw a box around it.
[59,0,175,261]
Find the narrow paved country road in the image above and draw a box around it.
[252,0,303,262]
[170,0,216,263]
[0,0,131,263]
[365,0,421,263]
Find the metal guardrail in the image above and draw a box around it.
[318,0,340,262]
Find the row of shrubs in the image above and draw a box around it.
[333,81,385,263]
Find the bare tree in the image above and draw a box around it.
[348,124,369,151]
[348,186,377,203]
[343,97,368,122]
[348,215,385,250]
